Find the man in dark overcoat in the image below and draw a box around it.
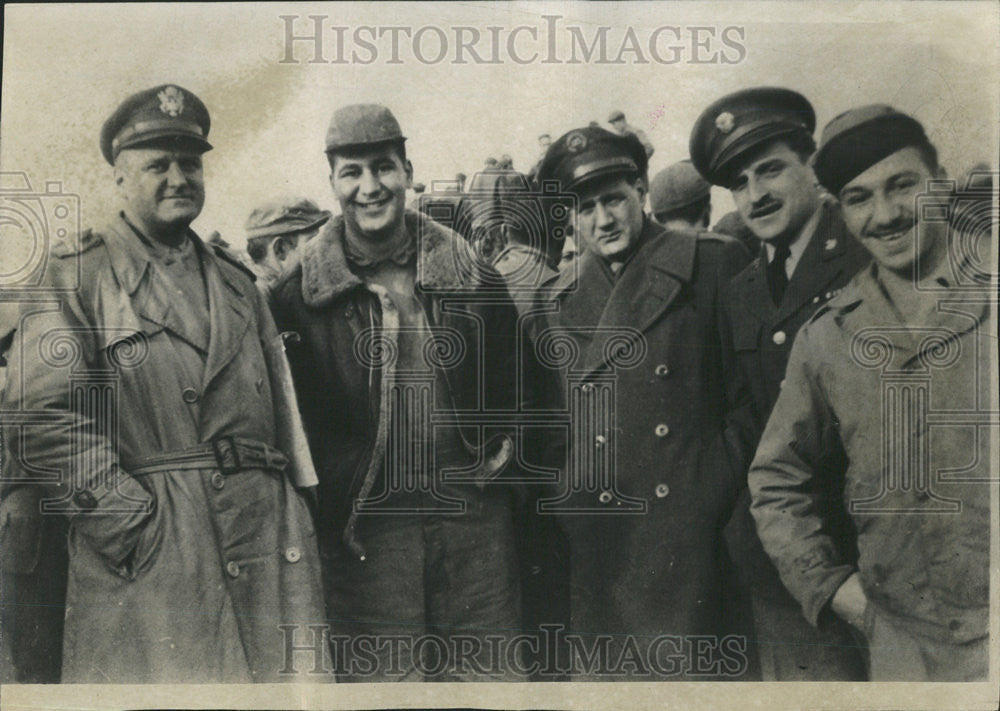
[535,126,750,680]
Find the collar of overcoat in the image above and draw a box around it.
[299,210,480,307]
[550,218,696,375]
[101,213,255,388]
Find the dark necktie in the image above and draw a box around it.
[767,241,791,305]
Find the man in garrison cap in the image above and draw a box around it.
[1,84,325,682]
[244,196,330,295]
[608,109,655,158]
[534,126,750,680]
[268,103,552,680]
[690,87,870,681]
[750,106,992,682]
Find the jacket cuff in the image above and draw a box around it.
[805,564,856,628]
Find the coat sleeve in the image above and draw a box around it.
[2,256,153,567]
[254,286,318,489]
[747,320,855,626]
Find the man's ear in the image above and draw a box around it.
[272,236,290,262]
[634,177,648,204]
[405,160,414,189]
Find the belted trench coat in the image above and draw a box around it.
[1,215,325,683]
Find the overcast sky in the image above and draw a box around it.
[2,1,997,258]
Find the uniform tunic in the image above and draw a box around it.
[722,201,870,680]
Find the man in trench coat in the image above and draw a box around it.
[534,126,751,679]
[690,87,870,680]
[1,84,325,683]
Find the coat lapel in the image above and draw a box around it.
[103,216,203,348]
[573,222,695,376]
[775,203,847,323]
[201,245,253,389]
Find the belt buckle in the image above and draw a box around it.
[212,437,241,475]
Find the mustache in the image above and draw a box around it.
[867,216,915,238]
[749,198,782,219]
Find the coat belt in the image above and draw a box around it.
[128,437,288,476]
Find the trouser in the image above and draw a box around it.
[862,603,988,681]
[323,489,523,681]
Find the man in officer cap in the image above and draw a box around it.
[750,105,991,681]
[535,126,750,680]
[244,196,330,294]
[607,109,654,158]
[269,103,550,680]
[1,84,325,682]
[690,87,870,681]
[649,159,713,232]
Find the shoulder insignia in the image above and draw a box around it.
[51,228,102,258]
[211,244,257,282]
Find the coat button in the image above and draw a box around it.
[595,434,607,447]
[772,330,787,346]
[598,491,612,504]
[948,619,961,632]
[210,472,225,490]
[182,387,199,403]
[654,424,670,437]
[226,561,240,578]
[779,379,786,389]
[654,363,669,378]
[655,483,670,498]
[74,490,98,511]
[812,296,820,304]
[284,547,302,563]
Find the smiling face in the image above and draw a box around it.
[729,140,821,244]
[575,174,647,261]
[838,145,946,275]
[329,143,412,242]
[115,147,205,240]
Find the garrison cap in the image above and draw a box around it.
[690,87,815,187]
[536,126,648,191]
[325,104,406,154]
[244,197,331,240]
[813,104,931,197]
[650,160,711,216]
[608,109,626,123]
[100,84,212,165]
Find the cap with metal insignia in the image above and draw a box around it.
[813,104,930,197]
[649,160,711,217]
[100,84,212,165]
[325,104,406,154]
[244,197,331,240]
[689,87,815,187]
[536,126,648,192]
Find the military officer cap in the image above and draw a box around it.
[536,126,648,191]
[813,104,931,197]
[650,160,711,216]
[690,87,815,187]
[608,109,626,123]
[100,84,212,165]
[325,104,406,154]
[245,197,331,240]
